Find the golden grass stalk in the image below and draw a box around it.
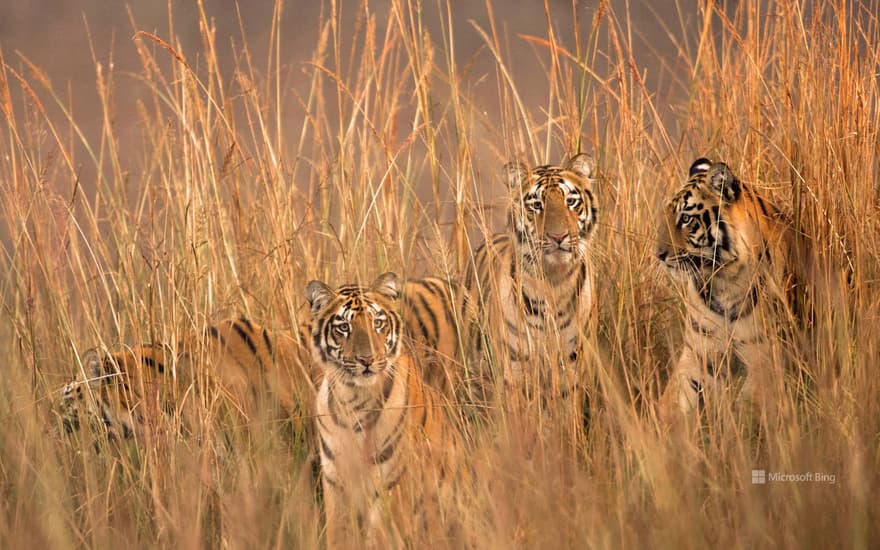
[0,0,877,547]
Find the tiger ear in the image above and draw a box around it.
[370,272,400,300]
[689,157,712,177]
[82,348,105,380]
[306,280,336,313]
[82,348,116,384]
[564,153,595,180]
[503,161,530,191]
[707,162,741,202]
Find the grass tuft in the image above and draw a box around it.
[1,0,878,546]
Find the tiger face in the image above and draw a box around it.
[55,350,139,441]
[656,158,744,275]
[306,273,402,388]
[58,380,85,435]
[657,157,805,418]
[506,154,597,273]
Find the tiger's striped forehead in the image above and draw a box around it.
[671,172,715,211]
[527,179,580,198]
[673,187,707,211]
[525,165,587,192]
[328,287,394,320]
[521,165,592,207]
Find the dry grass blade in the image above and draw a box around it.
[0,0,877,548]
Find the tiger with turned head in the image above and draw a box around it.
[307,272,458,548]
[461,153,598,412]
[57,318,315,442]
[657,158,810,417]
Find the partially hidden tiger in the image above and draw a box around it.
[57,317,316,443]
[306,272,459,548]
[656,157,812,419]
[57,275,463,445]
[56,272,461,543]
[459,153,599,415]
[384,155,600,419]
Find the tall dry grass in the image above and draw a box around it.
[1,0,878,547]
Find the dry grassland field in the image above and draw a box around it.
[0,0,878,548]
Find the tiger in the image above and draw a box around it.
[57,317,315,443]
[56,275,463,444]
[461,153,598,412]
[656,157,809,418]
[399,276,464,396]
[307,272,458,548]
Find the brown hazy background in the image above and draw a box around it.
[0,0,699,171]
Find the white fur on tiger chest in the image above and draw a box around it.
[683,271,766,345]
[316,376,405,489]
[494,261,592,386]
[681,276,778,386]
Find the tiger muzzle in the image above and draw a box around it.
[547,232,568,245]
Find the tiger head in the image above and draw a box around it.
[306,273,403,388]
[58,379,86,436]
[505,153,597,274]
[656,158,745,275]
[56,350,131,440]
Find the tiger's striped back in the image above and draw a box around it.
[204,318,314,417]
[400,276,468,396]
[58,317,315,442]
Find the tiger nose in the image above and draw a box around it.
[548,232,567,243]
[358,355,374,367]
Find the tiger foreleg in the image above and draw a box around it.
[661,345,717,421]
[736,339,785,416]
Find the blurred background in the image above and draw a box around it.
[0,0,697,174]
